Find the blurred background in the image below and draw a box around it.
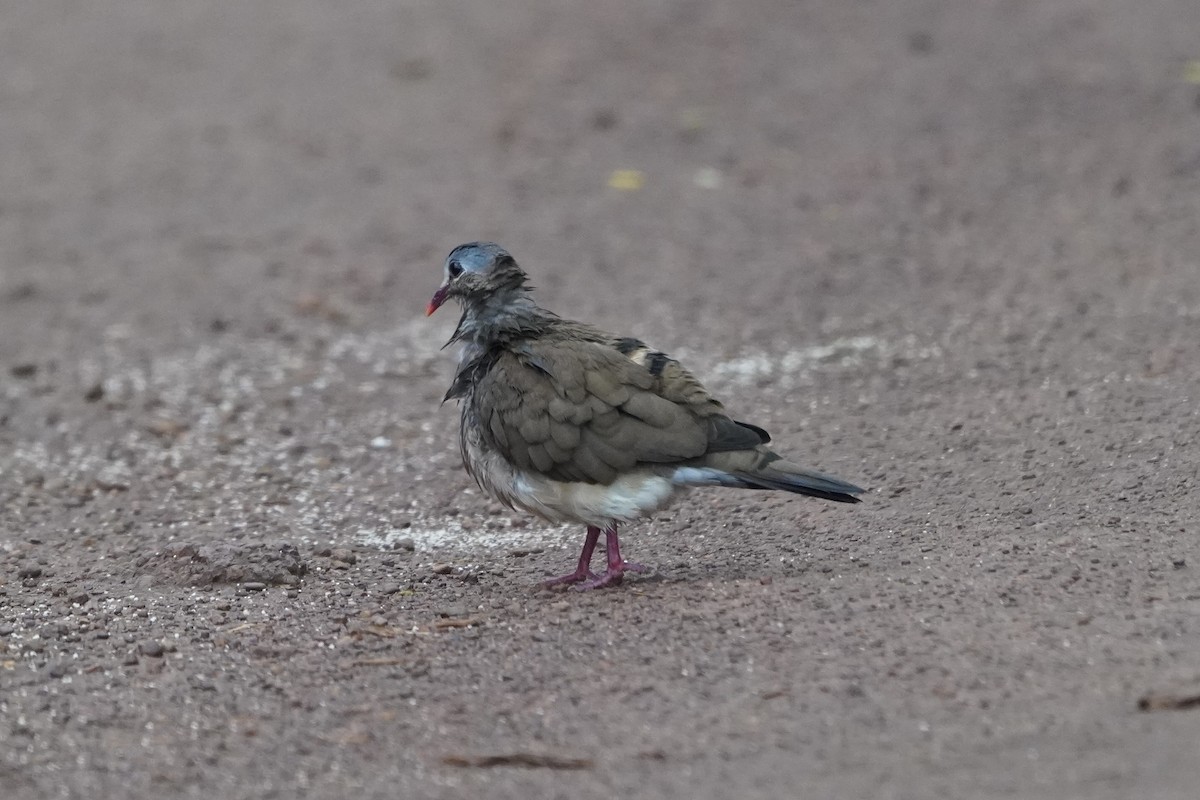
[3,2,1200,798]
[4,0,1197,361]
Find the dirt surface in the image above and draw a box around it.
[3,1,1200,798]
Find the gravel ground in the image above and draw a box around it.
[2,2,1200,798]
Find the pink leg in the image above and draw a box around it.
[542,525,601,587]
[573,524,649,591]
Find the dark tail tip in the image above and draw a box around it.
[732,471,865,504]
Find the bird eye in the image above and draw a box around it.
[447,260,464,279]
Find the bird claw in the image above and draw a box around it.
[570,561,649,591]
[542,569,599,588]
[542,525,650,591]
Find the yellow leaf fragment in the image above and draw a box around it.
[608,170,645,190]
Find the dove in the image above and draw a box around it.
[427,242,864,590]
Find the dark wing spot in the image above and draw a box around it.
[512,342,554,377]
[523,355,552,378]
[734,420,771,444]
[706,416,770,452]
[646,352,670,376]
[614,337,646,355]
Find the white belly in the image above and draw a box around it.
[463,425,680,527]
[509,469,679,528]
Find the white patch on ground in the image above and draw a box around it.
[691,335,942,389]
[355,516,574,554]
[9,320,939,553]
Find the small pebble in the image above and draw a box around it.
[242,582,267,592]
[17,564,42,579]
[329,548,357,564]
[430,563,453,575]
[391,538,415,552]
[189,674,217,692]
[139,640,165,658]
[378,583,402,595]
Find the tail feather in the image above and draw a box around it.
[731,465,863,503]
[669,447,865,504]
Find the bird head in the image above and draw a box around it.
[426,242,529,316]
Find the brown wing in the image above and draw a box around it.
[609,335,769,452]
[472,338,764,484]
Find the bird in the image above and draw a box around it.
[427,242,864,590]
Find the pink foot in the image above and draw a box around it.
[542,524,651,591]
[541,525,601,589]
[572,561,648,591]
[569,526,649,591]
[542,568,599,588]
